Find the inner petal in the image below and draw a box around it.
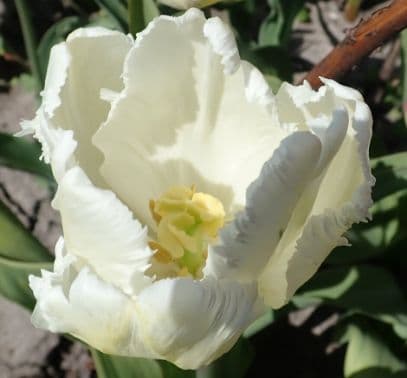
[49,28,132,186]
[93,11,286,229]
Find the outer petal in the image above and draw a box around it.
[29,240,154,358]
[258,80,374,308]
[52,167,154,296]
[93,9,285,228]
[20,111,77,182]
[135,277,260,369]
[204,131,322,282]
[21,28,133,185]
[30,241,260,369]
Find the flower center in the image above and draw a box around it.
[149,186,225,278]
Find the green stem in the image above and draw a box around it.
[14,0,43,90]
[128,0,145,38]
[196,364,223,378]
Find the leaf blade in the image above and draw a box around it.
[0,199,52,263]
[0,256,52,310]
[0,132,53,182]
[91,349,164,378]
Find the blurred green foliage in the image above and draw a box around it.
[0,0,406,377]
[0,199,52,309]
[92,349,196,378]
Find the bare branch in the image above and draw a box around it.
[303,0,407,89]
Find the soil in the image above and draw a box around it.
[0,87,93,378]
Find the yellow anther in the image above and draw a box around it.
[149,200,161,224]
[148,241,172,264]
[149,186,225,278]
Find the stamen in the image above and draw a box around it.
[149,186,225,278]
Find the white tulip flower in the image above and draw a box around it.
[24,9,374,369]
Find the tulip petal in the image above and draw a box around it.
[29,239,154,358]
[52,166,154,296]
[203,16,240,74]
[30,239,259,369]
[204,131,322,282]
[94,9,285,228]
[20,111,77,182]
[22,28,132,185]
[259,81,374,308]
[135,277,259,369]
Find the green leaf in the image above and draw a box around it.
[401,29,407,127]
[296,266,407,314]
[239,44,293,85]
[88,9,124,29]
[344,323,407,377]
[196,338,254,378]
[37,16,84,79]
[128,0,146,36]
[91,349,197,378]
[91,349,164,378]
[10,73,38,92]
[244,310,274,338]
[295,265,407,339]
[0,35,5,56]
[327,152,407,265]
[361,189,406,250]
[258,0,306,47]
[264,74,283,93]
[15,0,43,89]
[228,0,264,44]
[0,132,54,182]
[350,369,407,378]
[142,0,159,25]
[371,152,407,202]
[0,197,51,310]
[0,255,51,310]
[352,189,406,256]
[128,0,159,37]
[160,361,195,378]
[0,199,52,263]
[91,349,195,378]
[94,0,128,31]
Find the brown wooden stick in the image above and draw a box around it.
[303,0,407,89]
